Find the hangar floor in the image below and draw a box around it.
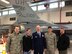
[0,41,72,54]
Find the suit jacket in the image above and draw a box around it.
[32,32,47,50]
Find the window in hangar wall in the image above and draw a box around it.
[49,2,58,8]
[9,10,16,14]
[30,1,65,10]
[0,12,1,16]
[3,11,8,15]
[31,6,37,11]
[66,12,72,17]
[10,17,16,21]
[60,1,65,7]
[38,5,46,10]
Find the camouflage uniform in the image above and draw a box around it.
[45,32,57,54]
[6,32,23,54]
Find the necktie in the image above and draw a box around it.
[37,32,41,37]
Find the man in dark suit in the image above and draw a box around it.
[32,25,47,54]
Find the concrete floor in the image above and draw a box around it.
[0,41,72,54]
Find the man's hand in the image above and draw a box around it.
[44,49,47,52]
[29,49,32,52]
[32,50,34,52]
[30,50,34,54]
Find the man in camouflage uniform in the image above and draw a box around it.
[45,26,57,54]
[6,25,23,54]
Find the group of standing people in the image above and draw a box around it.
[6,25,70,54]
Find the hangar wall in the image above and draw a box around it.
[0,6,72,24]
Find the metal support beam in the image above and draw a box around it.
[0,4,7,9]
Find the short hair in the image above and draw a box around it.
[36,25,40,28]
[48,26,52,29]
[10,24,20,34]
[26,28,31,31]
[14,24,20,28]
[60,27,65,29]
[2,32,8,38]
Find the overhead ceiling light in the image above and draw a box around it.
[1,0,10,4]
